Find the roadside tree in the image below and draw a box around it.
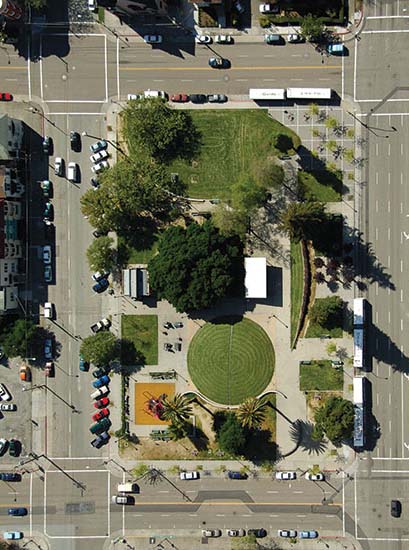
[279,201,326,242]
[217,412,246,455]
[300,15,327,43]
[80,332,117,366]
[0,319,38,359]
[309,296,343,328]
[312,396,354,445]
[86,236,116,273]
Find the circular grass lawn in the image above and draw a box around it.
[187,316,275,406]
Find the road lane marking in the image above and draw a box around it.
[401,289,403,302]
[293,491,304,493]
[297,514,306,517]
[388,200,390,212]
[388,228,390,241]
[120,65,341,72]
[376,200,378,212]
[375,227,378,241]
[5,78,18,81]
[267,491,279,493]
[402,143,404,155]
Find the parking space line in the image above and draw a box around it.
[117,37,120,100]
[30,472,33,536]
[27,40,31,100]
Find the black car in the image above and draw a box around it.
[248,529,267,538]
[9,439,21,458]
[208,57,230,69]
[0,472,20,482]
[391,499,402,518]
[92,228,107,238]
[190,94,207,104]
[42,136,53,155]
[91,178,100,189]
[92,365,111,379]
[70,131,81,152]
[227,470,248,480]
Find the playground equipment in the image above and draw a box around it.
[143,391,167,420]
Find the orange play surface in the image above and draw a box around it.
[134,382,175,425]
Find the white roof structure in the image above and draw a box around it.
[244,257,267,299]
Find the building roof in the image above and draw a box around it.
[244,257,267,299]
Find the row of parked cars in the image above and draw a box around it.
[0,384,21,458]
[202,528,317,539]
[88,346,112,447]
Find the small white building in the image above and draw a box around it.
[244,257,267,299]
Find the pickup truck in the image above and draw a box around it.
[90,318,111,333]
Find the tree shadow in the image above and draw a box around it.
[289,420,328,456]
[188,425,209,451]
[242,429,279,462]
[118,338,146,369]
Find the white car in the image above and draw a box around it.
[305,472,325,481]
[3,531,23,540]
[0,403,16,411]
[67,162,78,183]
[275,471,296,480]
[91,160,109,174]
[90,150,109,164]
[215,34,233,44]
[127,94,142,101]
[278,529,297,538]
[43,302,54,319]
[111,495,132,505]
[227,529,245,537]
[179,471,199,480]
[54,156,64,176]
[259,3,279,13]
[88,0,96,11]
[287,33,303,43]
[42,245,51,264]
[202,530,222,537]
[144,35,163,44]
[0,384,11,401]
[195,34,212,44]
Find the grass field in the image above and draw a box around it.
[169,110,300,199]
[299,360,343,391]
[298,169,342,202]
[188,316,275,405]
[290,240,304,346]
[121,315,158,365]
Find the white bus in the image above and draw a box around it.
[286,87,332,100]
[353,297,365,327]
[353,328,364,368]
[249,88,286,100]
[353,376,364,405]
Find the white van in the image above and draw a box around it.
[143,90,168,100]
[43,302,54,319]
[91,386,109,399]
[67,162,78,183]
[118,482,139,493]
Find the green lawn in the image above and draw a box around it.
[290,240,304,347]
[188,317,275,405]
[299,360,343,391]
[169,110,300,199]
[298,169,342,202]
[118,234,159,265]
[121,315,158,365]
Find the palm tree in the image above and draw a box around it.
[167,420,189,441]
[161,393,192,424]
[279,201,326,242]
[236,397,267,430]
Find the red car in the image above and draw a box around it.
[94,397,109,409]
[170,93,189,103]
[0,93,12,101]
[92,408,109,422]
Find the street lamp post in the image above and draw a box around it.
[22,384,79,413]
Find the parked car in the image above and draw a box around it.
[299,531,318,539]
[70,131,81,151]
[89,417,111,434]
[248,529,267,538]
[195,34,212,44]
[19,365,31,382]
[79,354,89,372]
[179,471,199,480]
[174,322,184,328]
[208,57,230,69]
[215,34,233,44]
[207,94,228,103]
[90,386,110,400]
[67,162,79,183]
[44,264,53,283]
[0,403,16,412]
[42,136,53,155]
[0,438,9,456]
[91,431,110,448]
[0,472,21,481]
[9,439,21,457]
[234,0,245,13]
[92,366,111,379]
[305,472,324,481]
[275,471,296,480]
[127,94,143,101]
[45,361,54,377]
[259,3,279,13]
[92,271,110,282]
[42,245,51,264]
[88,0,96,11]
[0,92,13,101]
[190,94,207,104]
[278,530,297,538]
[94,397,110,408]
[92,375,110,389]
[0,384,11,401]
[92,408,109,422]
[44,302,55,319]
[228,471,247,480]
[391,499,402,518]
[202,530,222,537]
[170,93,189,103]
[90,318,111,333]
[264,34,283,45]
[91,160,109,174]
[90,150,109,164]
[44,338,53,360]
[54,157,64,176]
[91,178,100,190]
[3,531,23,539]
[143,34,163,44]
[92,278,109,293]
[90,140,108,154]
[287,33,304,43]
[8,507,27,516]
[43,201,53,222]
[227,529,245,537]
[40,180,52,197]
[112,494,134,504]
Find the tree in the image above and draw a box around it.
[236,397,266,429]
[80,157,185,233]
[122,98,200,162]
[231,177,268,212]
[80,332,117,366]
[148,221,243,312]
[212,204,248,238]
[86,236,116,273]
[0,319,38,359]
[309,296,343,328]
[274,133,295,154]
[24,0,47,7]
[300,15,326,43]
[167,420,190,441]
[326,342,337,356]
[309,103,319,116]
[279,201,326,242]
[253,160,284,190]
[312,396,354,445]
[161,394,192,424]
[217,412,246,455]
